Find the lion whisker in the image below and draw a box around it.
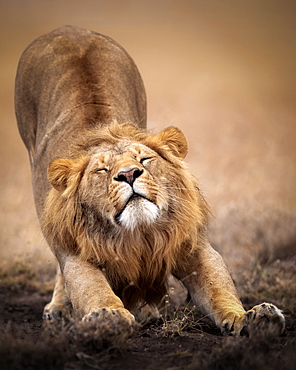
[161,186,197,192]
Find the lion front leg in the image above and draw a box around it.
[174,243,285,336]
[61,255,135,328]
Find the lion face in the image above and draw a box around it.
[47,125,201,235]
[80,142,169,230]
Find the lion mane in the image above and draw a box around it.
[43,122,209,309]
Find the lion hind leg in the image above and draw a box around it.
[43,265,71,320]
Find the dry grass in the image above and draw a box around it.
[0,249,295,369]
[239,259,296,315]
[209,204,296,274]
[0,258,55,294]
[193,334,296,370]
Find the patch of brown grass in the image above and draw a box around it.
[239,259,296,315]
[0,259,55,293]
[209,204,296,274]
[193,334,296,370]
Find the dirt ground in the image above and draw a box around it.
[1,1,296,369]
[0,258,296,369]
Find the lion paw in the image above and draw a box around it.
[81,308,135,338]
[83,308,135,327]
[221,303,285,337]
[244,302,285,337]
[43,302,70,321]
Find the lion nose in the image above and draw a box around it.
[116,167,143,186]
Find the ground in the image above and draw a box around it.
[0,258,295,370]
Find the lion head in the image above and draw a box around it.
[43,122,209,308]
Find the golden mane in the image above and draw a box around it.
[67,122,188,163]
[43,122,210,308]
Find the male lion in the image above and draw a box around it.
[15,25,285,336]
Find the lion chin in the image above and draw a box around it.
[115,195,160,230]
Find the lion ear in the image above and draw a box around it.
[154,127,188,159]
[48,158,74,192]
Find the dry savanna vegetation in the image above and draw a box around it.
[0,253,295,369]
[0,1,295,369]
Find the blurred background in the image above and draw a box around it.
[0,0,295,276]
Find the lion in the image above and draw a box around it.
[15,25,285,336]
